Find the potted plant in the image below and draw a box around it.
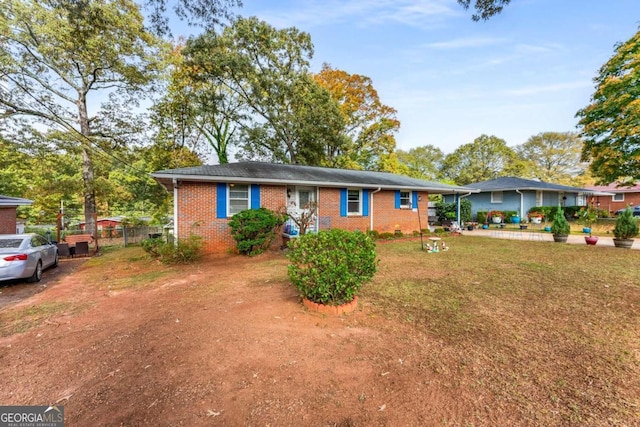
[612,207,639,249]
[551,206,570,243]
[488,210,504,224]
[528,211,544,225]
[577,206,599,245]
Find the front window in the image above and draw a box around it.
[400,191,411,208]
[491,191,503,203]
[228,184,250,216]
[613,193,625,202]
[348,189,361,215]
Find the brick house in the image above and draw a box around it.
[583,183,640,215]
[151,162,474,253]
[0,195,33,234]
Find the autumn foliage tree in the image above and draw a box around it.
[313,64,400,171]
[577,28,640,184]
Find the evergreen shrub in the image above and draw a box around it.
[287,229,378,306]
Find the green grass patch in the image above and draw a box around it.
[0,301,85,337]
[363,237,640,425]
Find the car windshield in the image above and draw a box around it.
[0,239,24,249]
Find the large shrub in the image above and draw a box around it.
[287,229,378,306]
[228,208,286,256]
[435,199,471,223]
[613,207,639,239]
[141,235,203,264]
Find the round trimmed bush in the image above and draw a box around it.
[287,229,378,306]
[228,208,286,256]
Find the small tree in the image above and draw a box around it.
[613,207,639,240]
[286,200,318,236]
[551,206,570,236]
[287,229,377,306]
[228,208,286,256]
[577,206,598,237]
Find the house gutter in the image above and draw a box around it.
[369,187,382,231]
[173,178,179,245]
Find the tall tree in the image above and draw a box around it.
[183,17,344,165]
[151,43,242,164]
[576,29,640,185]
[0,0,165,235]
[396,145,445,180]
[313,64,400,171]
[143,0,241,37]
[457,0,511,21]
[515,132,587,185]
[440,134,521,185]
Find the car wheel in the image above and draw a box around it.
[52,252,59,268]
[28,261,43,283]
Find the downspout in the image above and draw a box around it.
[515,189,524,219]
[369,187,382,231]
[457,192,473,224]
[173,178,178,246]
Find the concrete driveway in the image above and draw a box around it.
[463,227,640,249]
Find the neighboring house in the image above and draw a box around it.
[0,195,33,234]
[583,183,640,215]
[151,162,475,253]
[443,177,610,221]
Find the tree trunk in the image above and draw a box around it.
[78,95,97,238]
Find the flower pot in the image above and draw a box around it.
[482,224,489,230]
[530,217,542,224]
[467,225,474,231]
[511,216,521,224]
[303,296,358,315]
[492,216,502,224]
[585,236,598,245]
[613,238,634,249]
[520,225,528,230]
[544,226,552,232]
[553,234,568,243]
[582,227,591,234]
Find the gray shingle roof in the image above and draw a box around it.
[151,162,475,193]
[0,195,33,207]
[468,177,595,193]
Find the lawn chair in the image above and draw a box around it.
[57,242,71,259]
[74,241,90,257]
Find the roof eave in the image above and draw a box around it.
[150,173,475,194]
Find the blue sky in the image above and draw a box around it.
[208,0,640,154]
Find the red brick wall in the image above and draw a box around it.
[176,182,286,253]
[0,207,17,234]
[176,183,430,253]
[594,193,640,215]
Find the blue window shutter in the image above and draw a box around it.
[395,190,401,209]
[363,189,369,217]
[216,183,227,218]
[340,188,347,217]
[250,184,260,209]
[412,191,418,209]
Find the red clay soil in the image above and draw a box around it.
[0,252,490,426]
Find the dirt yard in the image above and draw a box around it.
[0,242,638,426]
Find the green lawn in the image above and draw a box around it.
[364,237,640,425]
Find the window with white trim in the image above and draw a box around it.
[613,193,625,202]
[400,191,411,208]
[347,189,361,215]
[228,184,249,216]
[491,191,503,203]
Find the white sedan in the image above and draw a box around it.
[0,234,59,283]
